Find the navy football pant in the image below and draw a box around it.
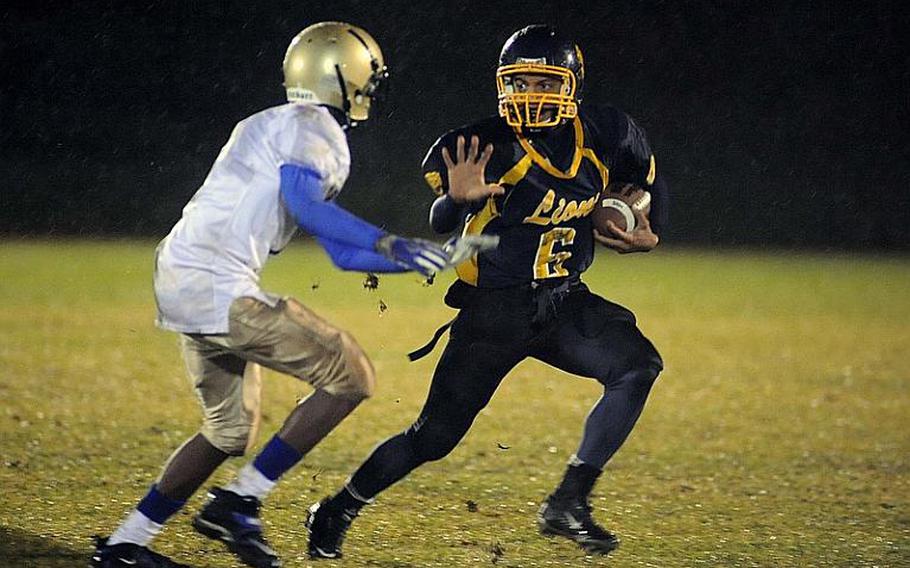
[348,284,663,499]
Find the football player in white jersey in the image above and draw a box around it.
[91,22,486,568]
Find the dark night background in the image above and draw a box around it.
[1,1,908,249]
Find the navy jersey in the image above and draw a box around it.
[422,106,669,288]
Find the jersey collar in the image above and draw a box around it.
[514,116,585,179]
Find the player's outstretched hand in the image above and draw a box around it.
[441,135,506,203]
[594,208,660,254]
[375,235,449,276]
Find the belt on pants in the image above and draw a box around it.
[407,276,583,362]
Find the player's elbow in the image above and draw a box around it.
[429,195,461,234]
[320,242,358,271]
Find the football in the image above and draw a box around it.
[591,182,651,234]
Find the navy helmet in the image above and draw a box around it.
[496,25,585,128]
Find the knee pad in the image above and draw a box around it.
[640,344,664,379]
[200,423,252,457]
[338,331,376,400]
[598,354,663,391]
[619,337,663,384]
[315,331,376,401]
[196,367,261,457]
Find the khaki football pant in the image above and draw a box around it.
[180,296,375,455]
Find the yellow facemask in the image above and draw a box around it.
[496,63,578,129]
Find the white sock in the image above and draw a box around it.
[224,463,276,500]
[107,510,163,546]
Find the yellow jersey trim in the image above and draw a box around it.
[516,117,585,179]
[455,196,500,285]
[581,148,610,190]
[424,171,444,195]
[499,154,534,186]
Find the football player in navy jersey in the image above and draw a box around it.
[307,25,669,557]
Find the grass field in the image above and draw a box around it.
[1,239,908,567]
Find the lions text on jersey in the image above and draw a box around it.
[422,105,667,288]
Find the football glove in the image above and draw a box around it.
[442,234,500,268]
[375,235,449,277]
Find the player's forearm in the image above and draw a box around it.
[429,194,464,233]
[280,164,385,249]
[317,237,407,273]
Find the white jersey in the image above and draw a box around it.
[154,103,350,334]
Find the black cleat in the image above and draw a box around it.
[192,487,280,568]
[90,536,191,568]
[305,498,358,559]
[537,496,620,554]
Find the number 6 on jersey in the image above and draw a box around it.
[534,227,577,279]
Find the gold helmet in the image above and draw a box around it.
[282,22,388,124]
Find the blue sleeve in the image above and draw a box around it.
[316,237,407,273]
[279,164,386,249]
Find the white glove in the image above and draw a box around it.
[442,234,500,268]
